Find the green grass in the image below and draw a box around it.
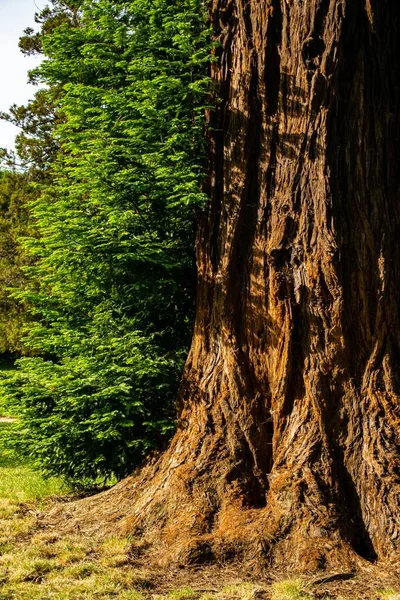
[0,459,67,503]
[0,497,154,599]
[271,579,313,600]
[0,421,67,502]
[378,591,400,600]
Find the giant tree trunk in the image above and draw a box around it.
[52,0,400,571]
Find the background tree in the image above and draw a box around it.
[2,0,211,486]
[1,0,78,177]
[1,89,61,179]
[51,0,400,571]
[0,3,71,358]
[0,170,36,357]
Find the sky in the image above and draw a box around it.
[0,0,45,151]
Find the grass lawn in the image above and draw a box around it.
[0,422,67,503]
[0,361,68,503]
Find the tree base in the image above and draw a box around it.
[44,442,384,573]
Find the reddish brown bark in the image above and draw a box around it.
[50,0,400,571]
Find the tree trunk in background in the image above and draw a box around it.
[51,0,400,571]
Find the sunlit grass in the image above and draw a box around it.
[0,422,67,502]
[271,579,313,600]
[0,462,67,503]
[167,589,198,600]
[378,591,400,600]
[0,427,153,599]
[0,505,152,600]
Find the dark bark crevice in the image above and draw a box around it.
[265,0,282,116]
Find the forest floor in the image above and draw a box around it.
[0,419,399,600]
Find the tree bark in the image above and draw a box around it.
[50,0,400,571]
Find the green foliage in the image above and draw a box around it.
[0,88,61,178]
[1,0,211,485]
[18,0,82,60]
[0,171,36,356]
